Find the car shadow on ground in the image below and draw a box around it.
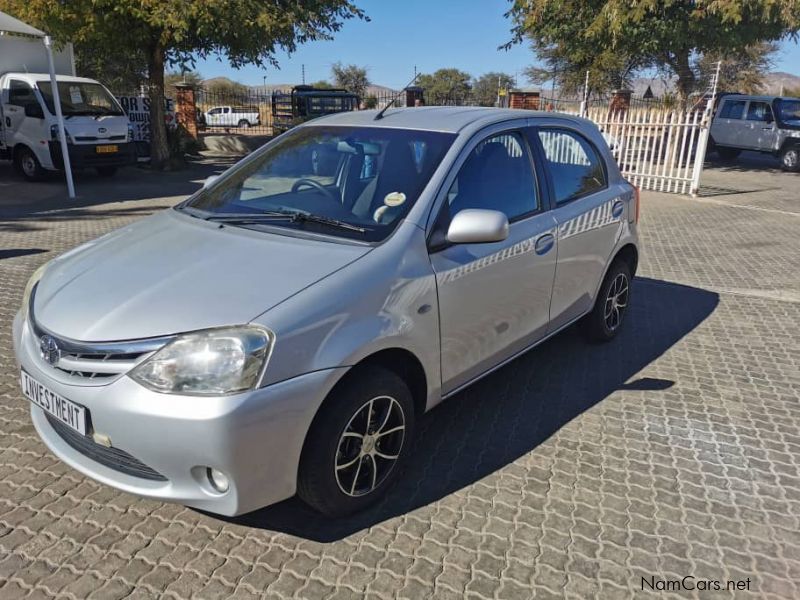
[223,277,719,541]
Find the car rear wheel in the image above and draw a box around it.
[298,366,415,516]
[717,147,741,161]
[238,119,250,129]
[780,146,800,172]
[582,260,632,343]
[15,147,46,181]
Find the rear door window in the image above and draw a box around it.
[746,101,772,122]
[536,129,607,204]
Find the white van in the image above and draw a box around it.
[0,72,136,180]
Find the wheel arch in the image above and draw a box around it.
[613,243,638,278]
[329,347,429,419]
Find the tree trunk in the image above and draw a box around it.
[147,40,170,169]
[672,49,696,107]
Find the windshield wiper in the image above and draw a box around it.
[205,209,368,233]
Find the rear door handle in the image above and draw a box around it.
[534,233,555,255]
[612,200,625,218]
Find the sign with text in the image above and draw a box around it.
[116,96,176,142]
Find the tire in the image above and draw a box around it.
[14,146,46,181]
[96,166,118,177]
[238,119,250,129]
[779,145,800,172]
[298,366,415,517]
[717,147,741,161]
[582,260,632,343]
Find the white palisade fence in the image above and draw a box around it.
[564,106,711,195]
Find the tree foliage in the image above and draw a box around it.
[472,72,516,106]
[331,62,369,97]
[165,70,204,94]
[417,68,472,105]
[0,0,365,167]
[507,0,800,101]
[697,42,777,94]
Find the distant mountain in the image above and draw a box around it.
[629,71,800,97]
[761,72,800,95]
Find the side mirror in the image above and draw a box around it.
[24,103,44,119]
[203,175,219,189]
[765,113,774,124]
[446,209,509,244]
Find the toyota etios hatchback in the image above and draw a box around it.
[14,107,639,516]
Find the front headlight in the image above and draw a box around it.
[129,326,274,395]
[126,123,135,143]
[21,262,49,320]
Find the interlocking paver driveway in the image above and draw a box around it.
[1,153,799,599]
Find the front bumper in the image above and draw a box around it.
[12,311,346,516]
[49,141,137,170]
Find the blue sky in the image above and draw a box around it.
[193,0,800,89]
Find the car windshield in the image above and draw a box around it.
[777,99,800,122]
[183,125,456,241]
[37,81,124,117]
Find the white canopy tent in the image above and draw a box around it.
[0,11,75,198]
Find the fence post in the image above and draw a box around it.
[689,61,721,197]
[609,89,632,116]
[174,83,198,139]
[405,86,424,107]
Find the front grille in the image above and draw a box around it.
[29,285,172,380]
[46,414,167,481]
[74,135,126,142]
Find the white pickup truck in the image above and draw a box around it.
[204,105,260,129]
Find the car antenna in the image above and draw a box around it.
[374,74,419,120]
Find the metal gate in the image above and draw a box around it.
[583,106,710,195]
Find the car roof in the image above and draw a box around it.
[722,94,799,102]
[307,106,588,133]
[4,73,103,85]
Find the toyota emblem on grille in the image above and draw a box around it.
[39,335,61,365]
[98,127,107,133]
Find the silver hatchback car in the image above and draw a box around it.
[13,107,639,516]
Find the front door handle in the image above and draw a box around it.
[612,200,625,218]
[534,233,555,255]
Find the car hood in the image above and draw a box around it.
[33,210,371,341]
[62,115,129,140]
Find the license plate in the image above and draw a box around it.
[96,145,118,154]
[20,370,87,435]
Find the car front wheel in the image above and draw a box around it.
[582,260,632,342]
[15,147,46,181]
[780,145,800,172]
[298,366,415,516]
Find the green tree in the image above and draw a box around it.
[0,1,365,168]
[331,62,369,98]
[165,70,204,95]
[507,0,800,102]
[472,72,516,107]
[311,80,336,89]
[74,42,147,93]
[697,42,777,95]
[417,68,472,105]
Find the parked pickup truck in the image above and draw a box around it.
[204,106,260,129]
[709,94,800,171]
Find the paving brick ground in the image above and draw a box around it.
[1,153,799,599]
